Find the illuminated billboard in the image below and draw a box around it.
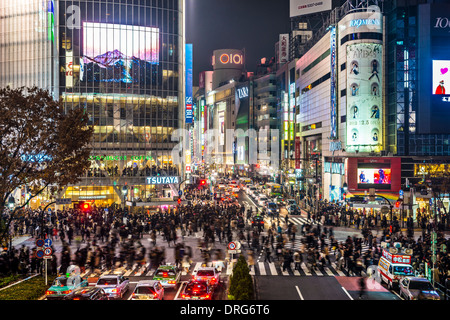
[432,60,450,95]
[346,43,383,152]
[357,168,391,185]
[81,22,159,83]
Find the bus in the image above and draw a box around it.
[265,183,282,197]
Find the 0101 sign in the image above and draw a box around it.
[219,53,243,65]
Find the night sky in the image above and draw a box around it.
[186,0,290,85]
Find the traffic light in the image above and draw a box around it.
[79,202,91,213]
[395,199,402,208]
[177,198,181,205]
[200,179,206,186]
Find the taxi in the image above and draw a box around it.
[152,264,181,289]
[45,275,89,300]
[193,266,221,287]
[180,280,214,300]
[130,280,165,300]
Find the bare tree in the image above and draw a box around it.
[0,86,93,245]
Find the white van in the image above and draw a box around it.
[377,246,414,290]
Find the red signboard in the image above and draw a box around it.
[382,249,411,264]
[295,137,301,169]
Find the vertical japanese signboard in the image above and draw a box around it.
[279,34,289,64]
[329,26,338,139]
[185,43,193,124]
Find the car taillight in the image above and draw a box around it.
[111,288,118,293]
[73,297,80,300]
[181,294,186,299]
[205,294,210,299]
[46,291,56,295]
[61,290,72,295]
[153,292,158,298]
[168,280,176,284]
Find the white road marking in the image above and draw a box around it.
[295,285,304,300]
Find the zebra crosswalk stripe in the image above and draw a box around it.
[79,260,364,278]
[268,262,278,275]
[258,262,267,275]
[300,262,311,276]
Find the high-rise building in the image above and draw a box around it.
[0,0,186,208]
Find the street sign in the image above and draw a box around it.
[399,190,404,199]
[44,238,52,247]
[44,247,53,256]
[228,242,236,251]
[44,238,53,248]
[36,239,45,247]
[36,250,44,259]
[178,190,183,197]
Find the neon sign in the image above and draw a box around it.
[146,176,180,185]
[219,53,243,65]
[349,18,380,29]
[237,87,249,99]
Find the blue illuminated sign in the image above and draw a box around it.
[185,44,193,124]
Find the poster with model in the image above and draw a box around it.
[432,60,450,95]
[346,43,383,152]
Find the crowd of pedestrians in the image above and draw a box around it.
[1,184,450,292]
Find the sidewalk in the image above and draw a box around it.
[11,235,32,247]
[293,207,450,238]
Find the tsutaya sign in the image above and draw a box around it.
[146,176,180,185]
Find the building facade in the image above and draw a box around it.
[1,0,186,208]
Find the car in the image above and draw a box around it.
[64,286,109,300]
[95,274,130,299]
[399,277,441,300]
[267,202,279,215]
[286,199,297,207]
[287,205,299,214]
[193,267,221,286]
[46,275,89,300]
[131,280,165,300]
[273,196,286,206]
[229,184,240,193]
[258,196,269,206]
[152,264,181,288]
[247,187,257,196]
[245,184,254,193]
[179,280,214,300]
[251,215,265,228]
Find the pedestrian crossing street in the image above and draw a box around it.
[80,259,357,279]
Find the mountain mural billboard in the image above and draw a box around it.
[80,22,159,83]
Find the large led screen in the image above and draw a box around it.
[81,22,159,83]
[432,60,450,95]
[357,168,391,185]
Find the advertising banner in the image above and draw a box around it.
[185,44,193,124]
[432,60,450,95]
[329,25,337,139]
[81,22,159,83]
[295,136,301,169]
[279,34,289,64]
[346,43,383,152]
[290,0,332,18]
